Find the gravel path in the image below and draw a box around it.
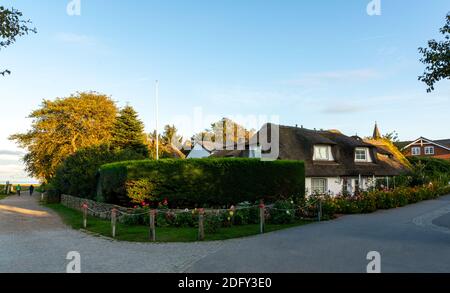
[0,194,223,273]
[1,193,450,273]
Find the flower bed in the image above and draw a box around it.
[319,184,450,218]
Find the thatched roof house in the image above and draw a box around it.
[214,123,410,196]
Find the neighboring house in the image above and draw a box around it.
[186,141,216,159]
[398,138,450,160]
[214,123,409,196]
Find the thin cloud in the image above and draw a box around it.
[0,150,24,156]
[54,32,114,56]
[207,85,313,108]
[284,69,380,86]
[0,159,21,165]
[0,163,35,183]
[322,104,364,115]
[55,32,96,46]
[352,34,396,43]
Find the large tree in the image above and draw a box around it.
[110,105,148,156]
[145,130,185,159]
[162,124,183,147]
[419,13,450,92]
[0,6,37,76]
[10,92,118,182]
[193,118,255,148]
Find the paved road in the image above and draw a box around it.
[1,193,450,273]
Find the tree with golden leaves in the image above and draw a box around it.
[10,92,118,182]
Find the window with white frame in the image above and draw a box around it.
[411,147,421,156]
[424,146,435,155]
[311,178,327,194]
[313,145,334,161]
[355,148,370,162]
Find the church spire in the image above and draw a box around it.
[373,122,381,139]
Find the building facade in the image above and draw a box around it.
[400,138,450,160]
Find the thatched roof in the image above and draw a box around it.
[364,138,412,169]
[165,144,186,159]
[214,124,410,177]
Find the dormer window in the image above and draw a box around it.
[355,147,371,162]
[314,145,334,161]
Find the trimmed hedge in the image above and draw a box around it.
[98,158,305,207]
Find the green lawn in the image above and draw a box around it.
[0,195,6,200]
[46,203,312,243]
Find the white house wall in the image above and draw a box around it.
[306,177,343,196]
[306,177,378,197]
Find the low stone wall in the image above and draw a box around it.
[60,194,131,220]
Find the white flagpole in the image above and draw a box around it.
[155,80,159,161]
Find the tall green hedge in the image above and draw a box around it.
[98,158,305,207]
[51,145,146,200]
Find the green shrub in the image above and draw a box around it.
[408,157,450,186]
[232,207,260,225]
[438,185,450,196]
[174,212,196,228]
[51,145,146,200]
[98,158,305,207]
[126,178,157,204]
[319,197,339,219]
[392,188,409,207]
[41,182,61,203]
[156,212,171,228]
[205,213,223,234]
[374,191,394,210]
[409,157,450,174]
[312,182,450,220]
[269,200,296,224]
[119,207,150,226]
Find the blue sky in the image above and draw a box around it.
[0,0,449,182]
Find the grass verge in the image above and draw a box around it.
[46,203,312,243]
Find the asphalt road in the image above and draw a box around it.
[1,193,450,273]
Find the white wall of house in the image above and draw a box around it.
[187,144,212,159]
[306,177,342,196]
[306,176,378,197]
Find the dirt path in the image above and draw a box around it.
[0,194,223,273]
[0,193,65,234]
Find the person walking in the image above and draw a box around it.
[16,184,22,196]
[29,185,35,196]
